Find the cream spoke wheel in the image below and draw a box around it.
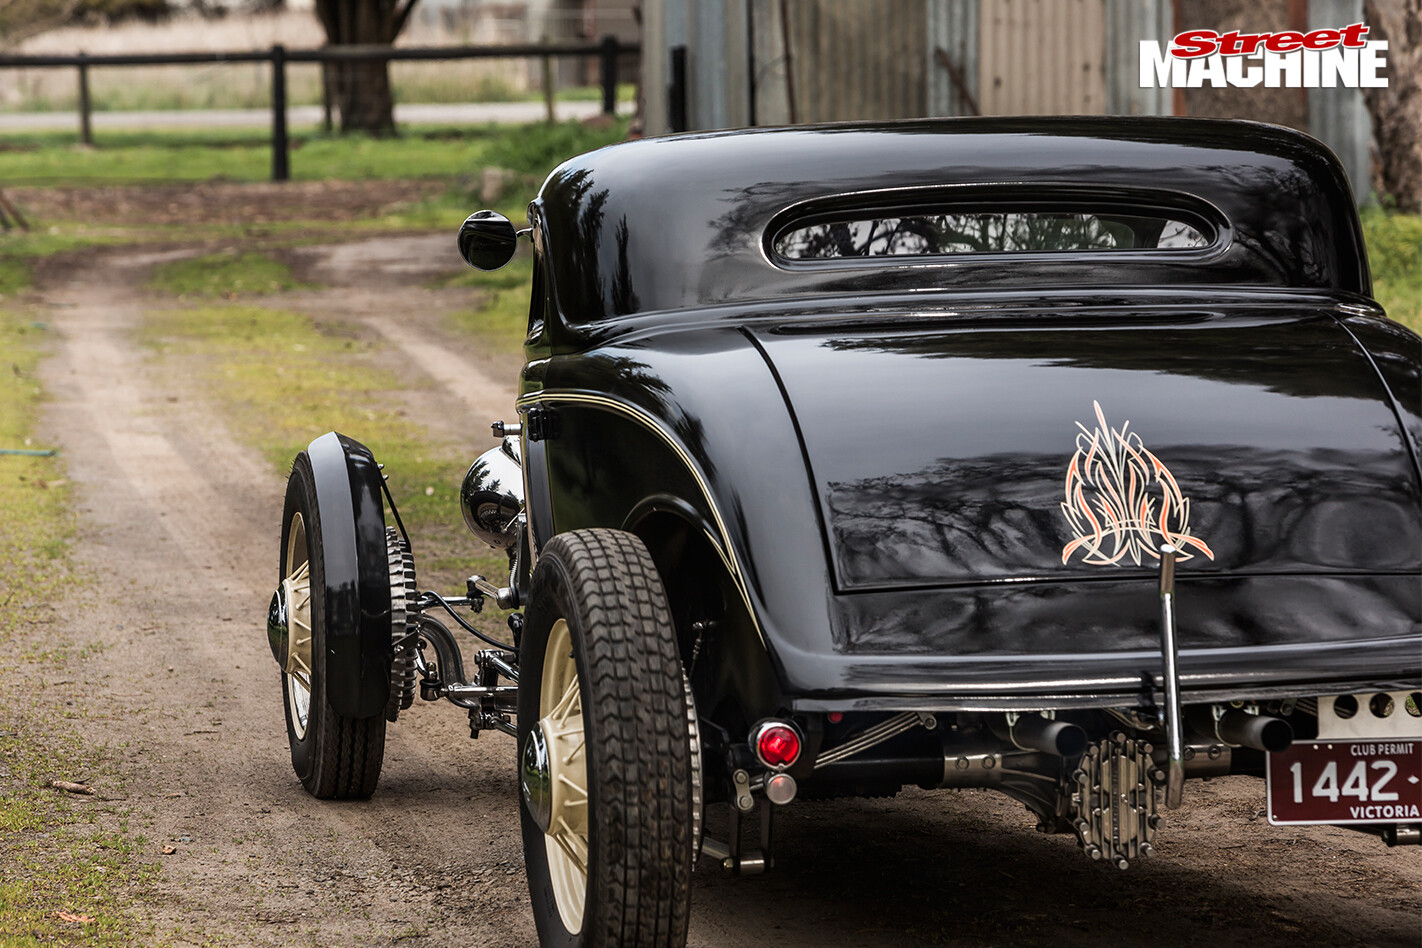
[277,441,388,800]
[519,530,693,947]
[284,511,313,739]
[537,617,589,933]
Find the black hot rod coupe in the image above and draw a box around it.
[266,117,1422,946]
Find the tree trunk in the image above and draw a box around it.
[333,59,396,135]
[1364,0,1422,212]
[313,0,419,137]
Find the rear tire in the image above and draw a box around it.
[518,529,693,948]
[280,451,386,799]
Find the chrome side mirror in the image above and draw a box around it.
[457,210,519,271]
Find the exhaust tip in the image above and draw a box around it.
[1258,717,1294,753]
[1215,709,1295,753]
[1003,714,1089,757]
[1054,723,1089,758]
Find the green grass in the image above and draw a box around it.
[0,315,71,621]
[0,119,630,187]
[141,303,514,629]
[0,131,477,185]
[0,311,155,945]
[0,232,128,299]
[140,305,441,495]
[1362,207,1422,335]
[444,251,535,355]
[147,250,308,298]
[0,725,159,947]
[482,118,627,177]
[0,257,31,298]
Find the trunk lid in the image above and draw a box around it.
[752,308,1422,594]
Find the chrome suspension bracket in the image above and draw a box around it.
[1157,543,1185,809]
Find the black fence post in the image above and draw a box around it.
[600,35,618,115]
[271,44,289,182]
[76,53,92,146]
[669,45,687,133]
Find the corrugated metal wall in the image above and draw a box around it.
[782,0,928,123]
[1308,0,1371,202]
[1104,0,1173,115]
[686,0,750,130]
[978,0,1107,115]
[696,0,1168,128]
[927,0,980,116]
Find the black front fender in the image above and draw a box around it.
[307,431,391,719]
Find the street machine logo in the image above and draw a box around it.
[1141,22,1388,89]
[1060,402,1214,568]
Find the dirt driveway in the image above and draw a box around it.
[29,227,1422,947]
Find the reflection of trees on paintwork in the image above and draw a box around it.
[825,446,1420,591]
[775,212,1208,259]
[566,351,715,483]
[835,569,1419,657]
[816,317,1388,402]
[610,217,640,315]
[544,168,609,318]
[538,169,639,320]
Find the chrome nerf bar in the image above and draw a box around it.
[1158,543,1185,809]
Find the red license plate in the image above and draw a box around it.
[1267,739,1422,825]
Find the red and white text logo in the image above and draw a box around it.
[1140,22,1388,88]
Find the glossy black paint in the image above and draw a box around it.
[514,118,1420,709]
[305,432,392,719]
[756,309,1421,589]
[530,117,1370,330]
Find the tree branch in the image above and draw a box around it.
[391,0,419,39]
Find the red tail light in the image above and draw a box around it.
[753,721,801,769]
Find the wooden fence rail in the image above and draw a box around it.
[0,36,638,181]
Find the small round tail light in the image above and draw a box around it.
[752,721,802,770]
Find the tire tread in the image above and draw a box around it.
[282,451,385,801]
[527,528,692,948]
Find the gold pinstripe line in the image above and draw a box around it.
[518,391,768,646]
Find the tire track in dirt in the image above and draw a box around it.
[37,249,537,947]
[363,314,515,424]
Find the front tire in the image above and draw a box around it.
[279,451,386,799]
[518,529,694,948]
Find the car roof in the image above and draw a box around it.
[530,116,1369,323]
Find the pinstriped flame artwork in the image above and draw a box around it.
[1060,401,1214,567]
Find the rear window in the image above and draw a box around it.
[773,209,1213,260]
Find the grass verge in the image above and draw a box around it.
[444,251,534,356]
[147,250,309,298]
[0,311,157,945]
[0,725,158,948]
[0,119,630,187]
[1361,207,1421,335]
[0,315,70,622]
[0,232,129,299]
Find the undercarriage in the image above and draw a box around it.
[356,559,1422,870]
[266,431,1421,878]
